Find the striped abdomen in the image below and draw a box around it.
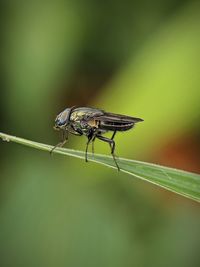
[99,120,135,131]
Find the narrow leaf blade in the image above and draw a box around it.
[0,132,200,202]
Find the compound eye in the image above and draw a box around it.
[55,117,66,126]
[55,109,71,127]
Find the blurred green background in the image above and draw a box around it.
[1,1,200,266]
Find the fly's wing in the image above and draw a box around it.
[94,112,143,131]
[98,112,143,123]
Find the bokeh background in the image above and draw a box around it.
[1,1,200,266]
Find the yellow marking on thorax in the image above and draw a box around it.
[87,119,99,127]
[70,111,84,121]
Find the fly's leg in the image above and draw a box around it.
[109,130,117,151]
[111,130,117,140]
[50,130,68,155]
[92,136,96,155]
[85,130,95,162]
[91,129,98,157]
[96,134,120,171]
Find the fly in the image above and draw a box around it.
[51,106,143,170]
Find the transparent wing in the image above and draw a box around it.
[95,112,144,123]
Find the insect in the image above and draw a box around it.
[51,106,143,170]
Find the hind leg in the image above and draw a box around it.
[96,134,120,171]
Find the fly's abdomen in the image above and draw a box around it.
[99,121,134,131]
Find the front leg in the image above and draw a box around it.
[50,130,68,154]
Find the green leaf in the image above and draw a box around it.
[0,132,200,203]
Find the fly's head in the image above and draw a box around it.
[54,108,72,130]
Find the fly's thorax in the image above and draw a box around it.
[70,119,99,136]
[70,110,85,122]
[70,120,86,135]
